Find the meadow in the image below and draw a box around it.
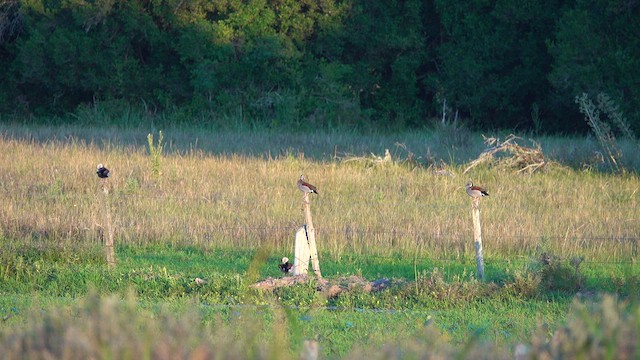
[0,122,639,358]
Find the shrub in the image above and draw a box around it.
[537,253,585,293]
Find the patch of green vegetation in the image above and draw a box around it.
[1,241,637,301]
[0,240,635,355]
[0,289,637,359]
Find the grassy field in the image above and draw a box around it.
[0,123,639,358]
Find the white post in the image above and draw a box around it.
[472,198,484,280]
[293,226,310,275]
[303,192,322,279]
[100,180,116,268]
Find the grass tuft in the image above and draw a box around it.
[147,130,164,179]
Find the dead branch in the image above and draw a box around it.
[464,134,546,174]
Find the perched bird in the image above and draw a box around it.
[465,181,489,198]
[96,164,110,179]
[279,257,293,273]
[297,175,319,195]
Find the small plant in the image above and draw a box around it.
[596,93,634,139]
[536,252,585,293]
[504,270,542,298]
[147,130,164,178]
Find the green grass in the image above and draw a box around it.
[0,123,639,358]
[0,241,637,357]
[0,242,577,358]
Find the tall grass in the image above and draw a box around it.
[0,124,638,262]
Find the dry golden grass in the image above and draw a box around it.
[0,127,638,262]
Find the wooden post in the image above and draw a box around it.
[471,198,484,280]
[301,340,319,360]
[303,192,322,279]
[293,226,310,275]
[100,180,116,268]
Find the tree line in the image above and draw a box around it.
[0,0,638,133]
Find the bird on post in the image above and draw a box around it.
[279,257,293,273]
[297,175,319,195]
[465,181,489,198]
[96,164,110,179]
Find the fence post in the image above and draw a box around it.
[293,226,310,275]
[471,198,485,281]
[100,179,116,268]
[303,192,322,279]
[301,339,319,360]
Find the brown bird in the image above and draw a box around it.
[279,257,293,273]
[96,163,110,179]
[465,181,489,198]
[297,175,319,195]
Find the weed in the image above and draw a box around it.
[147,130,164,178]
[576,93,625,173]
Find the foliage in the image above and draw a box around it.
[433,0,561,130]
[548,0,640,134]
[1,0,639,133]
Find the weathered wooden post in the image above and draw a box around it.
[471,198,485,281]
[97,164,116,268]
[296,175,322,279]
[293,226,310,275]
[465,181,488,281]
[303,192,322,278]
[301,339,319,360]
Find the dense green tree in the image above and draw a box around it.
[316,0,431,128]
[548,0,640,133]
[0,0,638,134]
[434,0,563,130]
[5,0,183,114]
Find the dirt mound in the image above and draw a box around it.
[251,275,391,299]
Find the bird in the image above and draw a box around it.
[297,175,319,195]
[279,257,293,273]
[96,164,110,179]
[465,181,489,198]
